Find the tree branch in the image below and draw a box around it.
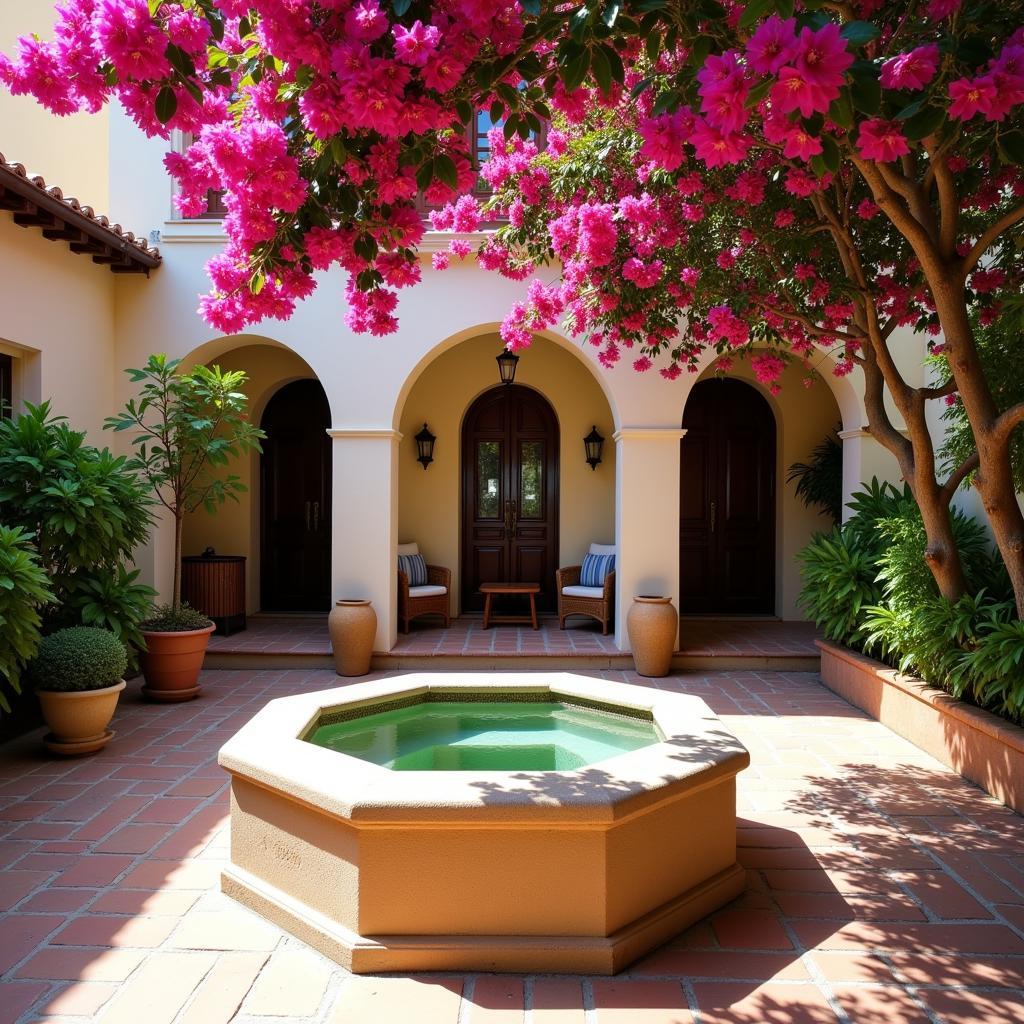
[941,451,980,503]
[991,401,1024,449]
[960,204,1024,279]
[923,135,959,259]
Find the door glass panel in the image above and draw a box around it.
[519,441,543,519]
[477,441,501,518]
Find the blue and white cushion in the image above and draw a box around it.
[580,551,615,588]
[398,553,428,586]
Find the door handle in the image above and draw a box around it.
[313,501,320,533]
[710,501,716,533]
[503,499,512,539]
[305,501,311,532]
[510,498,518,539]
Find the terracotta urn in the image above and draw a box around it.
[139,625,216,702]
[37,680,126,756]
[627,596,678,677]
[329,599,377,676]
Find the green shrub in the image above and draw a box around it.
[787,429,843,524]
[0,525,55,712]
[960,618,1024,724]
[29,627,128,693]
[141,603,212,633]
[797,529,881,646]
[0,403,155,654]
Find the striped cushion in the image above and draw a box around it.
[580,551,615,588]
[398,553,428,586]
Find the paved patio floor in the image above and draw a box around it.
[1,667,1022,1024]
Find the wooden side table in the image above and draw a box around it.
[480,582,540,630]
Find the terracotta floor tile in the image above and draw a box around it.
[887,952,1024,989]
[711,910,793,950]
[241,947,331,1016]
[830,985,931,1024]
[95,951,216,1024]
[691,982,838,1024]
[94,823,175,855]
[919,987,1024,1024]
[89,888,201,916]
[16,886,96,913]
[178,951,268,1024]
[0,869,50,910]
[0,915,64,974]
[807,951,896,984]
[167,906,281,951]
[14,947,147,982]
[54,854,134,887]
[37,981,119,1017]
[328,976,463,1024]
[631,950,808,980]
[0,980,49,1024]
[895,871,994,920]
[52,914,178,949]
[464,977,524,1022]
[591,980,693,1023]
[532,979,585,1023]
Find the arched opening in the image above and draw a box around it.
[259,379,332,611]
[680,378,777,614]
[461,383,560,613]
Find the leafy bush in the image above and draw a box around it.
[787,429,843,524]
[141,603,212,633]
[0,525,55,712]
[799,479,1023,725]
[29,627,128,693]
[0,403,155,653]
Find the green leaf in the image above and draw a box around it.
[894,98,924,121]
[903,105,945,141]
[561,51,590,94]
[738,0,774,30]
[392,0,412,16]
[689,36,713,68]
[602,2,621,28]
[849,62,881,115]
[590,45,613,96]
[416,160,433,191]
[841,21,880,47]
[821,135,841,173]
[155,86,177,125]
[998,130,1024,166]
[434,154,458,190]
[520,0,541,14]
[828,91,855,128]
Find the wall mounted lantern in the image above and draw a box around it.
[415,423,436,470]
[496,348,520,385]
[584,425,605,470]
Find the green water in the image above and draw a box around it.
[306,701,659,771]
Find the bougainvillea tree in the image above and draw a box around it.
[2,1,1024,610]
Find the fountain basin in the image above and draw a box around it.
[218,672,749,975]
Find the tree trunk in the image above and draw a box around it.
[172,512,183,613]
[930,274,1024,616]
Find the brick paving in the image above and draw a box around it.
[0,666,1022,1023]
[207,615,820,658]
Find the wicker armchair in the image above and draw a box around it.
[398,563,452,633]
[556,564,615,635]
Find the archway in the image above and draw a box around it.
[260,379,332,611]
[680,378,776,614]
[461,384,560,613]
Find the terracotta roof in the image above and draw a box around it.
[0,151,161,274]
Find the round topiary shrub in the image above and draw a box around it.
[30,627,128,693]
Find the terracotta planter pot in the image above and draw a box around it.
[329,600,377,676]
[627,596,678,677]
[140,624,215,702]
[818,640,1024,815]
[37,680,126,756]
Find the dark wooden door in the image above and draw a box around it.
[462,385,559,613]
[260,379,332,611]
[680,378,775,613]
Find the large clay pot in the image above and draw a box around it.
[139,625,216,702]
[627,596,678,678]
[37,680,126,756]
[329,599,377,676]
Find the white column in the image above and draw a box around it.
[838,427,904,522]
[614,427,686,651]
[328,428,401,652]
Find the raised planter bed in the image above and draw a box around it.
[817,640,1024,815]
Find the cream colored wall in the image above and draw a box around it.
[0,2,109,212]
[398,333,615,615]
[695,359,841,620]
[181,342,317,614]
[0,213,114,439]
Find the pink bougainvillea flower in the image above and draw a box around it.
[638,109,694,171]
[856,118,911,162]
[392,20,440,67]
[880,45,940,91]
[794,23,853,91]
[770,66,832,118]
[782,125,823,161]
[746,16,799,76]
[751,352,786,386]
[689,120,752,167]
[948,75,998,119]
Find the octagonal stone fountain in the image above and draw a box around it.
[218,672,749,974]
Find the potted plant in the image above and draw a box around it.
[105,354,263,701]
[30,626,128,755]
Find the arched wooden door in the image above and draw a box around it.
[260,379,332,611]
[461,385,559,613]
[680,378,776,614]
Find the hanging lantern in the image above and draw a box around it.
[496,348,520,384]
[414,423,436,470]
[583,425,605,470]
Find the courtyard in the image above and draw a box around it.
[1,666,1021,1024]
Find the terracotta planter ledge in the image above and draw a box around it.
[817,639,1024,814]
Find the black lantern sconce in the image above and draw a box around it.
[584,425,605,471]
[496,348,520,385]
[414,423,436,470]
